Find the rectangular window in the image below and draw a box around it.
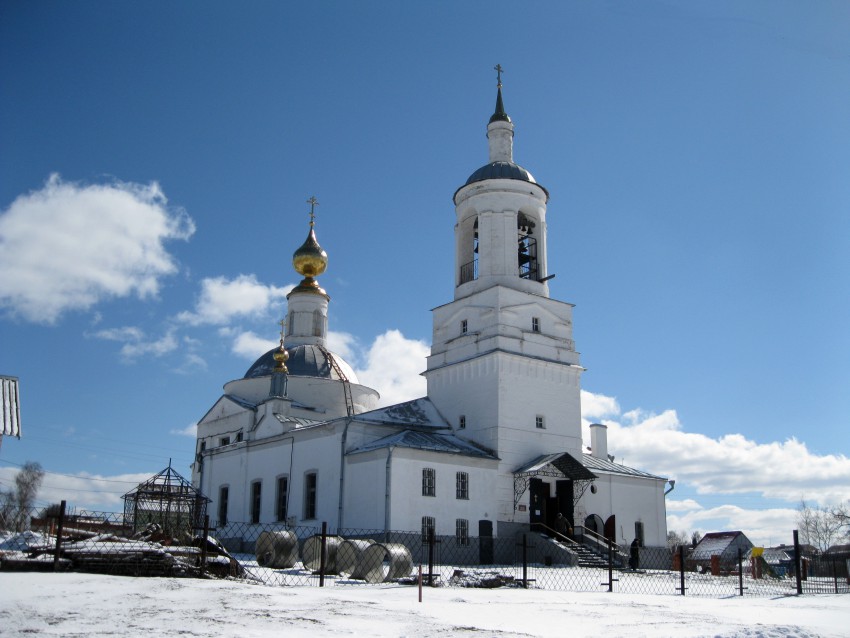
[304,472,318,520]
[218,486,229,527]
[421,516,436,543]
[220,436,230,446]
[236,432,243,443]
[456,472,469,500]
[532,317,540,332]
[459,415,466,430]
[461,319,468,334]
[535,415,545,429]
[276,476,289,522]
[456,519,469,546]
[422,468,436,497]
[250,481,262,524]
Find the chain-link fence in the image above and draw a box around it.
[1,504,847,597]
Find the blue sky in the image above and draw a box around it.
[1,1,848,546]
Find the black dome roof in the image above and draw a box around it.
[465,161,538,186]
[244,344,358,383]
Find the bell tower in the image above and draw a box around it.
[425,69,584,522]
[453,65,551,301]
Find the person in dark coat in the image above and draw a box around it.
[629,538,640,570]
[555,513,571,541]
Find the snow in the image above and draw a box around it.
[0,572,847,637]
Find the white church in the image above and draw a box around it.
[190,78,670,551]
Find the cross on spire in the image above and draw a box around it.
[494,64,504,88]
[306,196,319,226]
[278,318,286,345]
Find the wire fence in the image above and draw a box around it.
[1,503,848,597]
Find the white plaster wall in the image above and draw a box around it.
[387,448,498,535]
[578,473,669,547]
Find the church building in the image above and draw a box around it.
[191,77,669,549]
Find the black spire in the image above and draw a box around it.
[489,64,511,124]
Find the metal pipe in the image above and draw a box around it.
[664,479,676,496]
[337,419,351,530]
[384,445,395,536]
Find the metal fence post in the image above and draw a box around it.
[606,538,613,592]
[738,548,743,596]
[319,521,327,587]
[522,533,528,589]
[832,555,838,594]
[53,500,66,572]
[679,545,686,595]
[427,527,435,586]
[199,515,209,577]
[793,530,802,595]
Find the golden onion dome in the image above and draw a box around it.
[292,226,328,278]
[273,344,289,373]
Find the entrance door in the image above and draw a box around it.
[604,515,616,544]
[529,479,548,532]
[555,480,574,529]
[478,519,493,565]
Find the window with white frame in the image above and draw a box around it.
[535,415,545,429]
[422,468,435,497]
[456,518,470,546]
[220,436,230,446]
[532,317,540,332]
[461,319,468,334]
[459,415,466,430]
[421,516,436,543]
[456,472,469,500]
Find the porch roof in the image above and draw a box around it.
[514,452,597,481]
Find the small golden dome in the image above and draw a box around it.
[273,344,289,373]
[292,226,328,278]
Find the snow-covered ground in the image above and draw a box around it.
[0,572,847,637]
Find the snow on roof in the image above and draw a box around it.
[581,454,667,480]
[350,397,447,428]
[347,429,497,459]
[692,531,752,559]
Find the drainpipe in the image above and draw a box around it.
[337,418,351,530]
[664,480,676,496]
[384,445,395,535]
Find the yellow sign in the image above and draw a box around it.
[751,547,764,557]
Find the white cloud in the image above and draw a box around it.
[177,275,292,326]
[91,325,178,360]
[667,504,799,547]
[666,498,703,512]
[354,329,429,407]
[0,174,194,323]
[580,389,850,507]
[327,331,357,362]
[580,390,620,420]
[232,330,278,359]
[170,422,197,438]
[0,466,154,511]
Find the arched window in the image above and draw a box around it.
[517,213,538,280]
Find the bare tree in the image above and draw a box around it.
[0,462,44,532]
[797,499,846,553]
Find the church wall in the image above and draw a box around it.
[387,448,497,536]
[342,449,388,530]
[579,472,668,547]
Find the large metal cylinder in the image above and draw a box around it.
[336,539,375,579]
[360,543,413,583]
[301,534,342,573]
[255,530,299,569]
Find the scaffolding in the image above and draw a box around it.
[122,462,209,539]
